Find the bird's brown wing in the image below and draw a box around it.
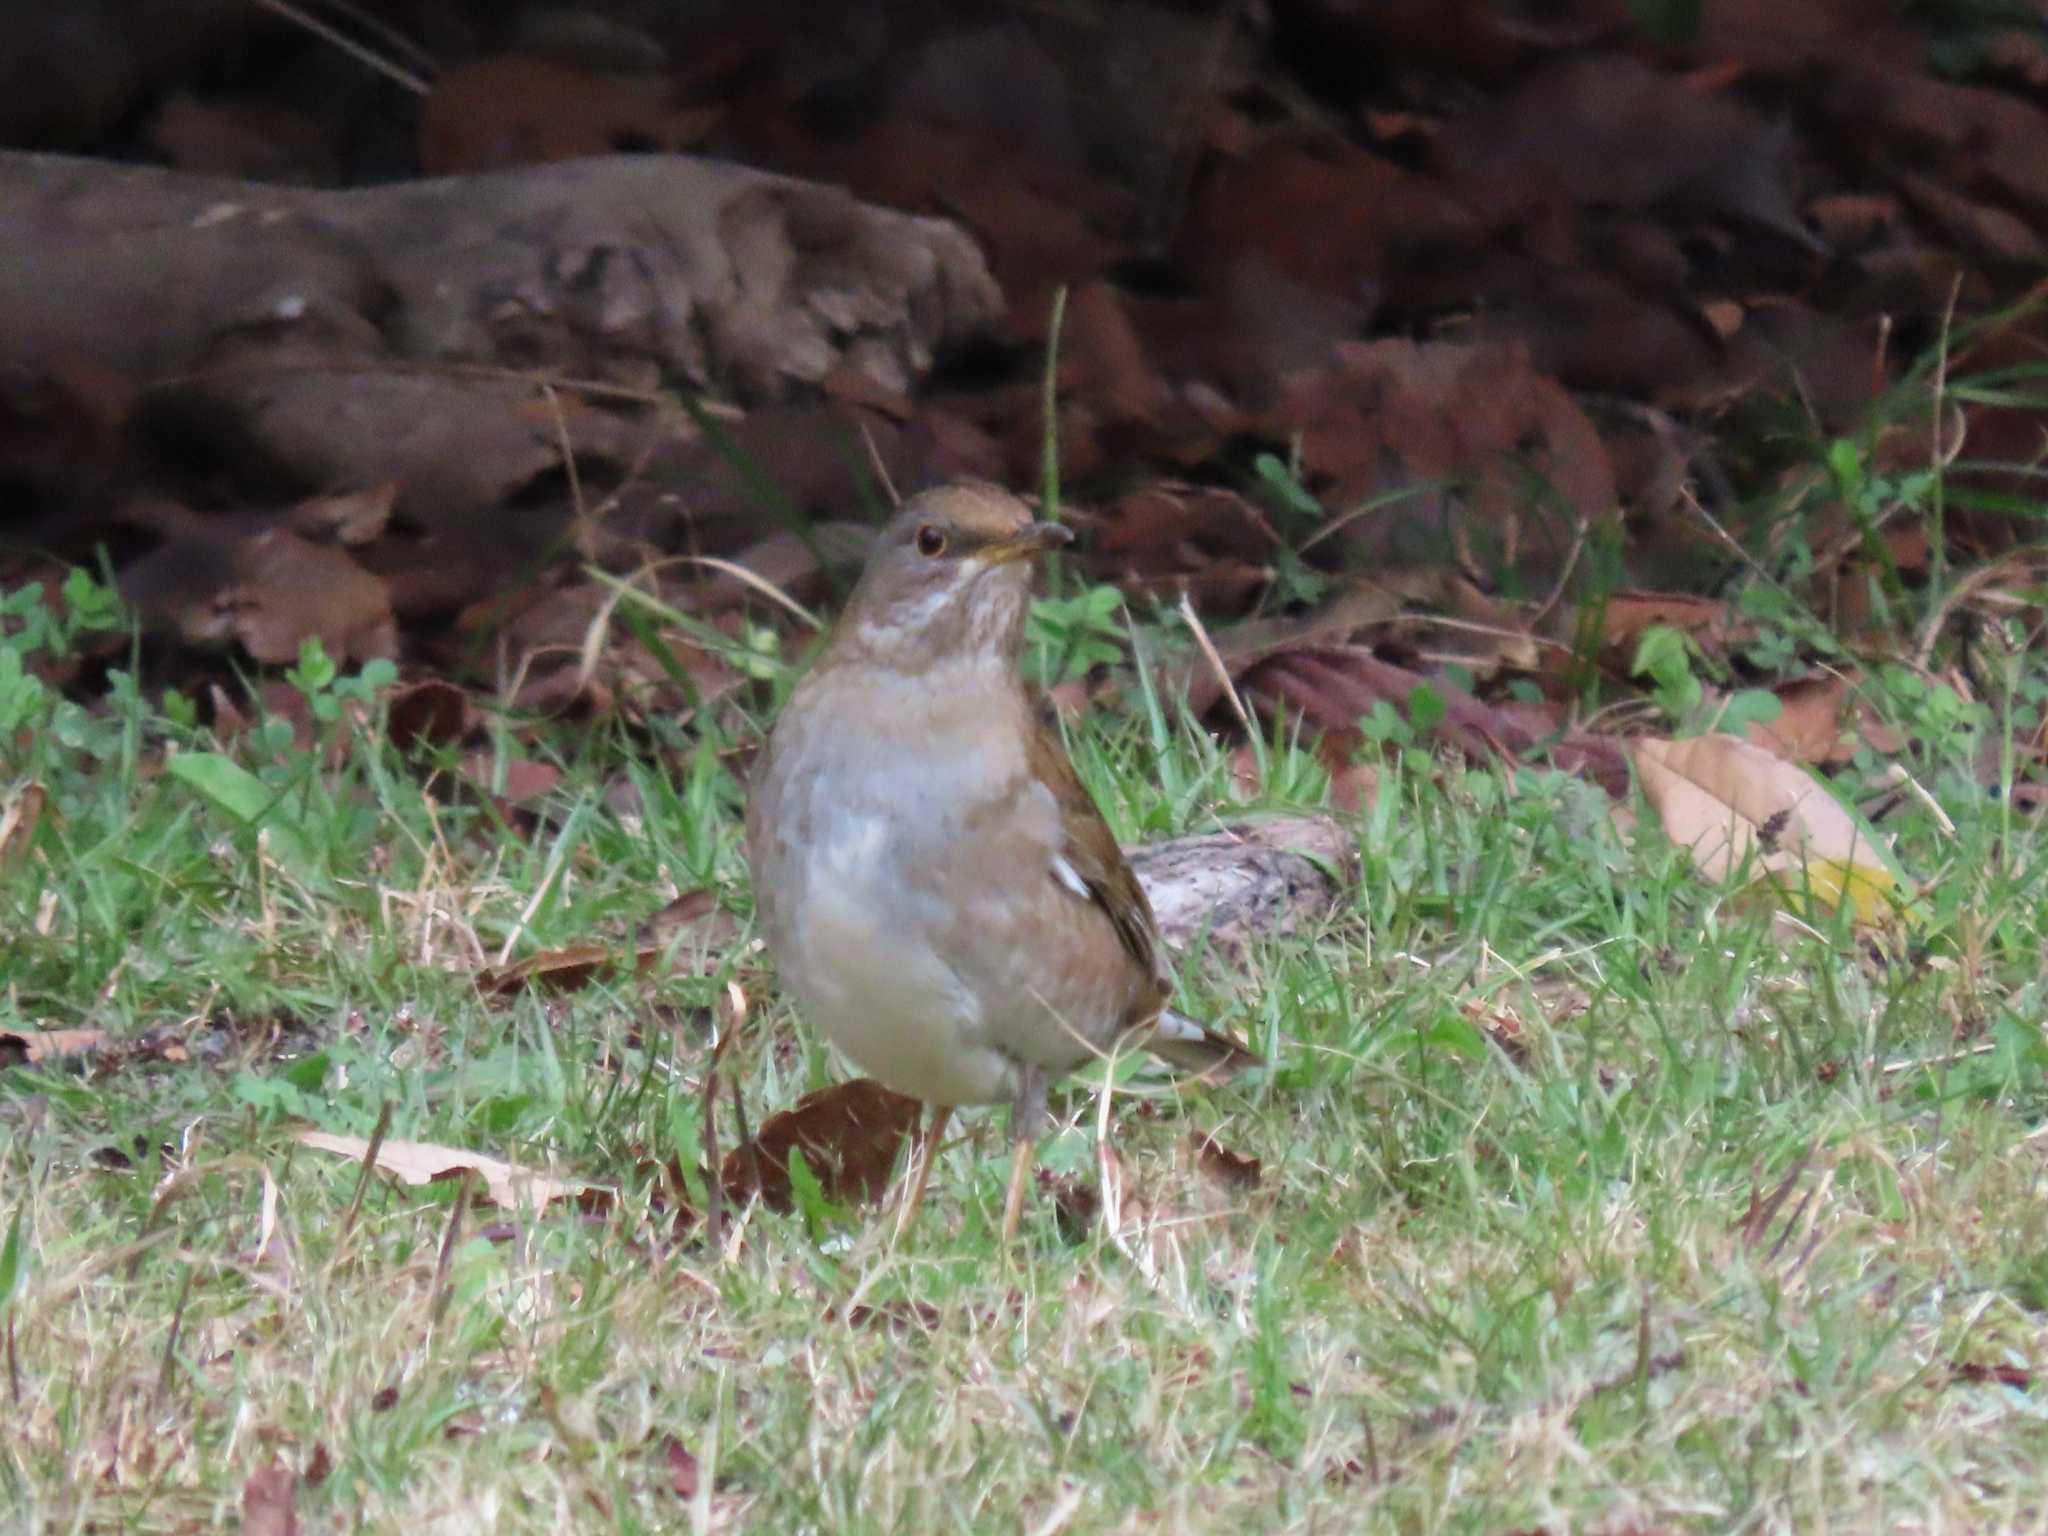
[1025,710,1170,1013]
[1026,707,1262,1077]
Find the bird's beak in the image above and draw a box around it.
[984,521,1075,564]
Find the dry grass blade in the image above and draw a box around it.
[338,1098,395,1243]
[1735,1144,1815,1252]
[427,1172,473,1331]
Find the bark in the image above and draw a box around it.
[1128,814,1356,956]
[0,149,1003,545]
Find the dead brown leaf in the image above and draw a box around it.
[720,1079,922,1213]
[1632,733,1903,921]
[1060,280,1169,428]
[421,56,722,174]
[1191,1132,1261,1191]
[286,483,398,548]
[477,944,659,999]
[660,1435,701,1499]
[0,1027,109,1070]
[1444,54,1813,246]
[1600,591,1742,658]
[177,528,396,666]
[1270,338,1615,588]
[239,1458,299,1536]
[1745,673,1879,765]
[0,781,49,871]
[295,1129,603,1214]
[1244,646,1633,798]
[1194,140,1480,307]
[385,680,472,754]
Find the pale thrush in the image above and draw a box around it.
[745,481,1257,1241]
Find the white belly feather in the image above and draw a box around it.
[763,657,1034,1107]
[790,808,1016,1105]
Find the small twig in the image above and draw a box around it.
[247,0,433,95]
[588,555,821,634]
[1633,1288,1653,1416]
[153,1267,193,1410]
[428,1174,473,1330]
[1040,286,1070,518]
[539,382,596,564]
[339,1099,395,1243]
[1177,592,1253,738]
[730,1079,759,1199]
[305,0,439,77]
[1913,550,2047,671]
[700,1025,739,1256]
[1679,482,1783,590]
[1928,270,1965,597]
[860,420,902,509]
[1526,515,1590,631]
[1736,1143,1814,1249]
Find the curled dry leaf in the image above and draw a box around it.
[384,680,473,753]
[224,529,398,665]
[295,1130,603,1214]
[1191,1132,1262,1191]
[720,1078,922,1214]
[477,944,659,998]
[1599,591,1742,659]
[0,781,49,871]
[1631,733,1906,923]
[286,482,398,547]
[1244,645,1634,798]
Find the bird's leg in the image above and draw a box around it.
[893,1104,952,1241]
[999,1068,1049,1246]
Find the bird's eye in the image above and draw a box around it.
[914,524,948,558]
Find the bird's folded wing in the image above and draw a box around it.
[1027,715,1170,1002]
[1027,715,1262,1075]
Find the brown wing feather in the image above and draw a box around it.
[1026,706,1263,1076]
[1026,710,1171,1019]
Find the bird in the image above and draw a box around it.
[745,480,1258,1243]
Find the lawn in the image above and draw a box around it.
[3,589,2047,1534]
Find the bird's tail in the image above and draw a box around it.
[1142,1009,1261,1081]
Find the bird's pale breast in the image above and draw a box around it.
[751,658,1062,1105]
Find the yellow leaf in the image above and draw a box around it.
[1631,733,1906,924]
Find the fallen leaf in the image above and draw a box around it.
[477,944,659,998]
[1632,733,1906,922]
[0,1027,108,1069]
[1268,338,1615,587]
[721,1079,922,1213]
[286,482,399,547]
[139,526,398,667]
[0,782,49,871]
[1746,673,1864,765]
[240,1459,299,1536]
[295,1130,603,1214]
[385,680,472,753]
[660,1435,701,1499]
[1953,1360,2032,1390]
[1191,1132,1261,1191]
[421,56,722,174]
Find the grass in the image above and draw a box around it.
[4,600,2048,1534]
